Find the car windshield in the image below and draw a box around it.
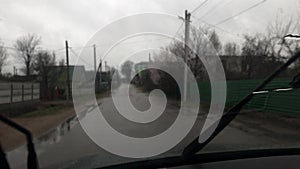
[1,0,300,169]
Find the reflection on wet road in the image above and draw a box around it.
[6,85,300,169]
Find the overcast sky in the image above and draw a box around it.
[0,0,299,73]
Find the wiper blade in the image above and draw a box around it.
[0,114,39,169]
[182,51,300,156]
[0,145,10,169]
[99,148,300,169]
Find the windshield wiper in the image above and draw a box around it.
[0,114,38,169]
[182,50,300,156]
[0,145,10,169]
[99,148,300,169]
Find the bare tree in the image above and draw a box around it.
[0,41,8,75]
[267,15,300,58]
[14,34,41,76]
[140,26,223,97]
[33,50,56,74]
[160,25,218,60]
[33,50,56,99]
[153,25,221,81]
[189,25,212,57]
[58,58,65,66]
[241,34,273,78]
[209,30,222,53]
[121,60,134,83]
[224,42,239,56]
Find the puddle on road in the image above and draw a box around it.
[5,102,101,169]
[6,115,79,169]
[37,116,78,145]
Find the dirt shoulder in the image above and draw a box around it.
[0,91,111,152]
[0,104,75,152]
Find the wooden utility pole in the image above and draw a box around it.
[183,10,191,102]
[65,40,71,101]
[99,59,102,86]
[93,44,97,72]
[96,58,102,93]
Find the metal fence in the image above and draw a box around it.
[0,82,40,104]
[196,78,300,116]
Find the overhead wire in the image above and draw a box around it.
[189,0,269,42]
[69,48,93,69]
[215,0,267,25]
[167,22,184,47]
[95,37,169,49]
[98,37,170,62]
[1,0,268,70]
[198,0,236,20]
[191,0,210,14]
[191,15,244,40]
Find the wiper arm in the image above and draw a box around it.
[0,114,39,169]
[99,148,300,169]
[0,145,10,169]
[182,51,300,156]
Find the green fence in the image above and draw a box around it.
[196,78,300,116]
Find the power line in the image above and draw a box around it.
[99,37,171,62]
[2,38,169,55]
[70,48,90,65]
[69,45,93,50]
[0,37,67,52]
[168,0,223,47]
[198,0,236,20]
[95,38,169,48]
[1,43,66,53]
[66,38,169,55]
[167,22,184,47]
[53,47,66,51]
[0,39,65,52]
[215,0,267,26]
[191,0,210,14]
[69,48,93,67]
[191,15,244,40]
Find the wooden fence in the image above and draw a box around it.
[0,82,40,104]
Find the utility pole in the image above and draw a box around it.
[105,61,108,72]
[94,44,99,92]
[149,52,152,63]
[65,40,71,101]
[99,59,102,91]
[96,59,102,92]
[183,10,191,102]
[93,44,97,73]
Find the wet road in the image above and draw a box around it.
[6,85,300,169]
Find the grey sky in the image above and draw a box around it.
[0,0,299,73]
